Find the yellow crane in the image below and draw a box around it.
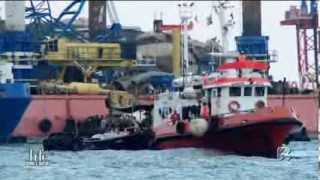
[45,38,136,82]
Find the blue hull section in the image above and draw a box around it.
[0,97,31,141]
[0,83,31,142]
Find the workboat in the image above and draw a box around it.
[81,129,154,150]
[43,113,155,151]
[151,56,303,157]
[43,129,154,151]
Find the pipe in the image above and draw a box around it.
[171,30,181,77]
[183,22,189,74]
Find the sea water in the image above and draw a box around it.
[0,140,318,180]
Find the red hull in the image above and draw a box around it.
[10,95,316,138]
[154,120,300,157]
[153,107,303,157]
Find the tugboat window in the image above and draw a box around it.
[212,89,217,97]
[98,48,103,58]
[217,88,221,97]
[255,87,265,96]
[244,87,252,96]
[206,89,212,97]
[47,39,58,52]
[229,87,241,97]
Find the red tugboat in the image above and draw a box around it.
[152,56,303,157]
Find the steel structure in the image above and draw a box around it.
[25,0,86,40]
[25,0,123,42]
[280,0,319,90]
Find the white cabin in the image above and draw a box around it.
[203,83,269,115]
[202,55,271,115]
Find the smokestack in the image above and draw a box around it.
[242,1,261,36]
[153,19,163,33]
[89,1,107,40]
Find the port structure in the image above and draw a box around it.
[280,0,319,90]
[152,8,194,77]
[25,0,121,42]
[25,0,86,41]
[0,0,87,63]
[13,0,134,83]
[45,38,136,82]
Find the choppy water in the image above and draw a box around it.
[0,140,318,180]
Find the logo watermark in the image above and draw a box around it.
[277,144,292,160]
[25,143,48,167]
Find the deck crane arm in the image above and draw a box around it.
[107,0,120,24]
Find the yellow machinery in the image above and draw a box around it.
[109,90,134,108]
[63,82,108,94]
[38,81,135,108]
[38,81,109,94]
[171,30,181,77]
[45,38,136,82]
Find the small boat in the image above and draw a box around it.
[43,114,155,151]
[81,128,154,150]
[151,55,303,157]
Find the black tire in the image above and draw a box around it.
[38,119,52,133]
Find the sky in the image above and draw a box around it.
[1,1,307,82]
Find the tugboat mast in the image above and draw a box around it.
[178,2,194,75]
[212,1,236,62]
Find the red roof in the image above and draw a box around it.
[218,55,270,71]
[203,76,270,89]
[160,23,193,32]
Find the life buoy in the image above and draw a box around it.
[228,101,240,113]
[38,118,52,133]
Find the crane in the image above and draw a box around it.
[25,0,86,41]
[280,0,319,90]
